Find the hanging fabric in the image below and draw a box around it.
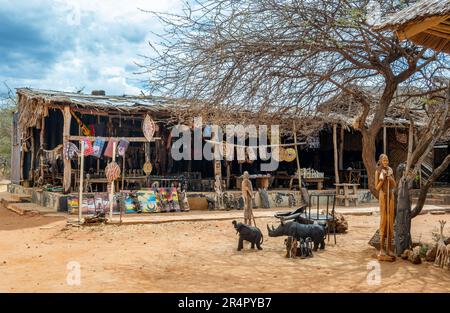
[81,138,94,156]
[104,138,119,158]
[117,139,130,156]
[92,138,106,158]
[63,142,80,160]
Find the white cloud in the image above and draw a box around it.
[0,0,185,95]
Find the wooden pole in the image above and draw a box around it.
[383,126,387,155]
[293,121,302,191]
[339,126,344,170]
[30,133,35,181]
[333,124,340,184]
[40,115,46,181]
[121,156,125,190]
[78,141,85,225]
[109,142,117,222]
[62,106,72,193]
[226,162,231,189]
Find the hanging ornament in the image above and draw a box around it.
[284,148,297,162]
[142,114,156,142]
[143,162,153,175]
[105,161,121,182]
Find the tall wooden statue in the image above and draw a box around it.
[375,154,396,261]
[241,171,254,225]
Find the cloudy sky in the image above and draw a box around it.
[0,0,184,96]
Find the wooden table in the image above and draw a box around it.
[334,183,358,207]
[236,175,271,190]
[288,176,325,190]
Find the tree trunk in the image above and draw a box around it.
[361,133,377,197]
[411,153,450,218]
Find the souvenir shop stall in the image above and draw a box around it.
[13,88,196,219]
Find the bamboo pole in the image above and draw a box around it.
[333,124,340,184]
[293,121,302,192]
[109,142,117,222]
[78,141,85,225]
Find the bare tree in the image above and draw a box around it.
[141,0,449,199]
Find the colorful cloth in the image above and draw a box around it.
[63,142,79,160]
[117,139,130,156]
[81,138,94,156]
[92,138,106,158]
[103,138,119,158]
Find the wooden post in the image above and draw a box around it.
[383,126,387,155]
[226,162,231,189]
[40,115,46,181]
[78,141,85,224]
[121,156,125,190]
[339,126,344,170]
[333,124,340,184]
[293,121,302,195]
[30,133,35,181]
[109,142,117,222]
[62,106,72,193]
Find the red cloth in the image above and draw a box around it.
[103,138,119,158]
[81,138,94,156]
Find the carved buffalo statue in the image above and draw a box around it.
[232,220,263,251]
[267,221,325,251]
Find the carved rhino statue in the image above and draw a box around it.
[267,221,325,251]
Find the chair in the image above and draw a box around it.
[304,192,337,244]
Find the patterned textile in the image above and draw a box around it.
[92,138,106,158]
[81,138,94,156]
[117,139,130,156]
[63,142,79,160]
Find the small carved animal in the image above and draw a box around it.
[285,237,297,258]
[434,242,447,268]
[268,221,325,251]
[232,220,263,251]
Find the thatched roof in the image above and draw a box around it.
[374,0,450,53]
[16,88,175,113]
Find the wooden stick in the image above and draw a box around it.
[109,142,117,222]
[333,124,340,184]
[339,126,344,170]
[383,126,387,155]
[78,141,85,225]
[40,114,46,181]
[122,156,125,190]
[293,121,302,201]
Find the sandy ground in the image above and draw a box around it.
[0,200,449,292]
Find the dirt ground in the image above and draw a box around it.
[0,201,449,292]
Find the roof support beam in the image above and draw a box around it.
[396,15,449,40]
